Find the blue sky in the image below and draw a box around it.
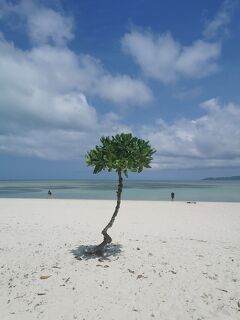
[0,0,240,180]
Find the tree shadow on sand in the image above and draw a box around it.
[71,243,122,261]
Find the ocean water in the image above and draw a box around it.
[0,179,240,202]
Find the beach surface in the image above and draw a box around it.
[0,199,240,320]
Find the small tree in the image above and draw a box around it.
[86,133,155,254]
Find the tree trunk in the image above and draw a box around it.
[94,171,123,254]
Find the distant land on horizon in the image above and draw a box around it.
[203,176,240,181]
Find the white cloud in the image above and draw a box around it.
[176,40,220,77]
[0,88,131,159]
[203,0,237,39]
[96,74,152,105]
[73,55,152,105]
[141,99,240,169]
[0,120,132,160]
[122,31,221,83]
[0,21,152,107]
[0,1,152,106]
[0,0,74,45]
[0,34,135,160]
[28,7,74,46]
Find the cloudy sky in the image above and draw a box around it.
[0,0,240,180]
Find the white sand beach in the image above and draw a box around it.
[0,199,240,320]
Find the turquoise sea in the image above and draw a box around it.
[0,180,240,202]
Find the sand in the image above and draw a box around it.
[0,198,240,320]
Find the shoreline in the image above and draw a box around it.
[1,197,240,204]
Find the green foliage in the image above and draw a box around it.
[86,133,156,177]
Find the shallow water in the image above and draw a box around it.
[0,179,240,202]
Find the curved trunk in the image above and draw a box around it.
[94,171,123,254]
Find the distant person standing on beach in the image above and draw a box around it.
[171,192,175,201]
[48,190,52,198]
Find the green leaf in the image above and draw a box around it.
[85,133,156,177]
